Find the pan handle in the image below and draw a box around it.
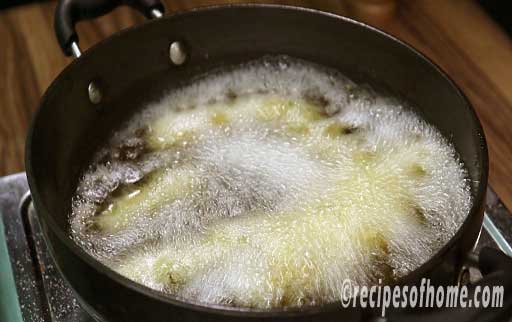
[54,0,165,58]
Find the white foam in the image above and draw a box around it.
[69,56,471,309]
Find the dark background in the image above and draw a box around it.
[1,0,511,36]
[478,0,512,35]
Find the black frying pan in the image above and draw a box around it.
[26,0,504,321]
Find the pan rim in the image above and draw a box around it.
[25,3,489,317]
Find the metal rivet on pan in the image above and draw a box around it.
[169,41,187,65]
[88,81,102,104]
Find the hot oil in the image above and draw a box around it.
[69,56,471,308]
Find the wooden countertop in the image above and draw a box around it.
[1,0,511,210]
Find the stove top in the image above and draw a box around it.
[1,172,512,322]
[1,174,92,322]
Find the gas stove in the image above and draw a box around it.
[1,172,512,322]
[1,173,92,322]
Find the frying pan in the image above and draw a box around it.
[25,0,502,321]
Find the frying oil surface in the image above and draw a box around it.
[70,56,471,308]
